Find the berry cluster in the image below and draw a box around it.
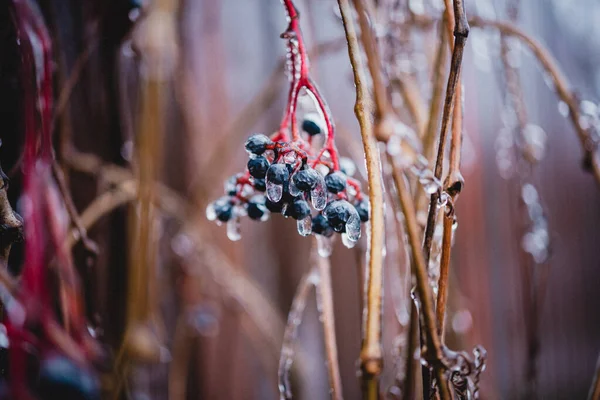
[207,122,369,250]
[206,0,369,251]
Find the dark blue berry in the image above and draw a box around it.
[245,134,273,155]
[355,200,369,222]
[265,199,284,213]
[324,200,352,232]
[247,201,266,220]
[312,214,334,237]
[285,199,311,220]
[267,163,290,185]
[325,171,347,194]
[302,118,322,136]
[37,355,100,400]
[293,168,320,191]
[248,156,270,179]
[215,202,233,222]
[254,178,266,192]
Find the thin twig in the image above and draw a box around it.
[422,0,469,266]
[337,1,386,398]
[278,266,317,400]
[315,246,344,400]
[435,208,454,340]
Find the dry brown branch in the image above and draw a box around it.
[315,247,344,400]
[469,16,600,186]
[435,207,454,341]
[337,1,386,398]
[421,0,469,266]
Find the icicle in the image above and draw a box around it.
[297,215,312,236]
[266,181,284,202]
[341,233,357,249]
[310,172,327,210]
[345,211,361,242]
[227,217,241,241]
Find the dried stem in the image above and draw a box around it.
[389,158,450,399]
[435,208,454,340]
[469,16,600,186]
[315,247,344,400]
[278,266,317,400]
[422,0,468,264]
[337,1,386,397]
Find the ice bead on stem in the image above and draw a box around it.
[316,235,332,257]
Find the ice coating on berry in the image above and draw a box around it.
[266,163,290,185]
[297,215,312,236]
[325,171,347,194]
[342,232,357,249]
[266,182,283,202]
[265,198,284,213]
[293,168,319,192]
[247,156,270,179]
[310,172,327,210]
[324,200,353,232]
[227,217,241,241]
[245,134,272,155]
[288,171,302,196]
[345,211,361,242]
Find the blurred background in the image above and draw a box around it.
[2,0,600,399]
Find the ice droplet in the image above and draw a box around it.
[339,157,356,177]
[206,203,217,221]
[266,182,283,202]
[227,217,241,241]
[452,309,473,334]
[419,170,441,194]
[341,233,357,248]
[311,173,327,210]
[297,215,312,236]
[522,124,547,162]
[558,101,570,117]
[345,211,361,242]
[289,172,301,196]
[316,235,332,257]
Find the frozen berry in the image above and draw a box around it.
[248,156,270,179]
[355,200,369,222]
[325,171,347,193]
[312,214,333,237]
[254,178,266,192]
[245,134,273,155]
[215,201,233,222]
[37,355,100,400]
[247,201,267,220]
[324,200,353,232]
[265,199,284,213]
[267,163,290,185]
[302,118,322,136]
[293,168,320,192]
[285,199,311,220]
